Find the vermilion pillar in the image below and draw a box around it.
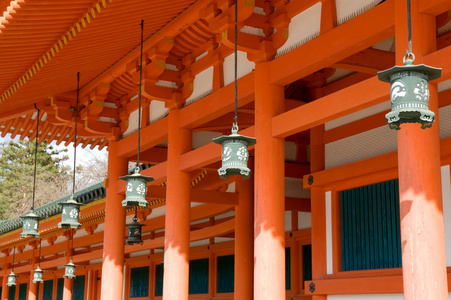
[162,107,192,300]
[254,62,285,300]
[101,141,128,300]
[27,246,38,300]
[235,171,254,300]
[1,251,10,300]
[395,0,448,298]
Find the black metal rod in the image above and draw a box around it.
[38,238,42,267]
[12,246,15,271]
[407,0,412,54]
[71,228,74,259]
[73,72,80,195]
[32,104,39,211]
[137,20,144,167]
[234,0,238,128]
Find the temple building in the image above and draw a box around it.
[1,0,451,299]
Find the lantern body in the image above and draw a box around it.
[7,272,16,286]
[58,196,84,229]
[213,129,256,179]
[20,211,40,238]
[378,58,441,130]
[64,261,76,279]
[33,267,43,283]
[119,167,154,208]
[125,218,145,245]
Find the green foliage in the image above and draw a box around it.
[0,140,70,220]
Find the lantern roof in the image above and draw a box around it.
[378,60,442,83]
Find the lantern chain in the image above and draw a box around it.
[73,72,80,195]
[406,0,413,59]
[71,228,74,259]
[137,20,144,169]
[233,0,238,131]
[32,104,40,211]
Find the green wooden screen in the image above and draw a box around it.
[8,285,15,300]
[217,255,234,293]
[189,258,209,294]
[130,266,149,298]
[285,247,291,290]
[154,264,163,297]
[18,283,26,300]
[56,278,64,300]
[72,275,85,300]
[43,280,53,300]
[302,244,312,281]
[340,179,402,271]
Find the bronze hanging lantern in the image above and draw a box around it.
[378,54,441,130]
[377,0,441,130]
[119,167,153,208]
[33,266,43,283]
[20,211,40,238]
[213,125,256,179]
[213,2,256,178]
[64,260,76,279]
[119,21,153,208]
[7,271,16,287]
[21,105,41,239]
[58,196,84,229]
[125,213,145,245]
[7,247,17,286]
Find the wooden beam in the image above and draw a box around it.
[332,48,395,75]
[145,186,238,205]
[285,197,311,212]
[269,0,395,86]
[272,76,388,138]
[419,0,451,15]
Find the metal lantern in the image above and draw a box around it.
[125,216,145,245]
[213,126,256,179]
[378,54,441,130]
[7,271,16,287]
[119,167,154,208]
[64,260,76,279]
[58,196,84,229]
[33,266,43,283]
[20,211,40,238]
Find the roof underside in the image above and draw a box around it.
[0,0,197,148]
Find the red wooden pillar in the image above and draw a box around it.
[28,246,38,300]
[395,0,448,298]
[254,62,285,300]
[100,141,128,300]
[235,171,254,300]
[162,107,192,300]
[1,251,10,300]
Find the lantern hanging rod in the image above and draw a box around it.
[38,238,42,267]
[233,0,238,130]
[31,104,40,211]
[12,246,15,270]
[73,72,80,195]
[137,19,144,168]
[71,228,74,260]
[407,0,412,56]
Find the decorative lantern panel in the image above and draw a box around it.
[7,272,16,286]
[378,56,441,130]
[213,128,256,179]
[125,217,145,245]
[20,211,40,238]
[119,167,154,208]
[64,261,76,279]
[33,267,43,283]
[58,196,84,229]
